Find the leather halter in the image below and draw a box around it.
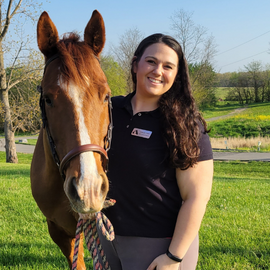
[38,54,113,179]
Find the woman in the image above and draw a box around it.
[102,33,213,270]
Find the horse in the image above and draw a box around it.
[31,10,112,270]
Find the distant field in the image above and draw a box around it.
[201,87,244,119]
[207,102,270,138]
[202,103,243,119]
[214,87,231,100]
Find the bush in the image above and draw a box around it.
[208,118,270,138]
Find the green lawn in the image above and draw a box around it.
[0,152,93,270]
[198,161,270,269]
[0,153,269,269]
[243,102,270,116]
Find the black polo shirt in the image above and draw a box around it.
[104,92,213,238]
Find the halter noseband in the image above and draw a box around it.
[38,54,113,179]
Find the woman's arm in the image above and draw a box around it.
[169,159,213,258]
[147,159,213,270]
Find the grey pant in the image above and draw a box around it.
[99,232,199,270]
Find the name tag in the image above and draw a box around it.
[131,128,152,139]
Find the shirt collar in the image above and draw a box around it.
[121,91,161,118]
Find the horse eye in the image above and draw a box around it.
[104,94,110,103]
[45,97,52,106]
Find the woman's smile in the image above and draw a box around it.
[148,77,163,84]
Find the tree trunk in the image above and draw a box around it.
[0,42,18,163]
[267,81,270,102]
[254,80,260,103]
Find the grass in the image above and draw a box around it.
[245,102,270,116]
[0,152,269,269]
[0,153,67,269]
[0,152,33,164]
[201,102,243,119]
[0,152,93,270]
[197,161,270,270]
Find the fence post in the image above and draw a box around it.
[258,141,261,151]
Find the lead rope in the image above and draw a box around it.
[72,199,116,270]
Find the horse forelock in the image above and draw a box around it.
[56,32,105,93]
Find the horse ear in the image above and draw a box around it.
[84,10,105,57]
[37,11,59,58]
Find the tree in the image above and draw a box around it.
[111,27,144,93]
[226,72,252,104]
[170,9,217,107]
[0,0,43,163]
[245,61,264,103]
[8,65,42,133]
[100,54,127,97]
[170,9,217,64]
[215,72,233,87]
[262,66,270,102]
[189,62,216,107]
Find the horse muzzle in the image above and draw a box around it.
[63,154,109,214]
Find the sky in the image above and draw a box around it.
[20,0,270,73]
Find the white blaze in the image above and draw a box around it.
[61,79,99,191]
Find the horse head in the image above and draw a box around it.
[36,11,111,214]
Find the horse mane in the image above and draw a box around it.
[56,32,104,91]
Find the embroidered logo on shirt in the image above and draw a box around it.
[131,128,152,139]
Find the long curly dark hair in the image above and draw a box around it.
[131,33,208,170]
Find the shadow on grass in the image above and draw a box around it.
[0,167,30,178]
[214,176,270,183]
[247,102,270,109]
[0,241,93,269]
[0,242,67,268]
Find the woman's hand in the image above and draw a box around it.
[147,254,180,270]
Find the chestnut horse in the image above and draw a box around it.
[31,11,112,270]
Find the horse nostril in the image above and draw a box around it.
[69,177,80,201]
[100,175,109,194]
[101,182,106,193]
